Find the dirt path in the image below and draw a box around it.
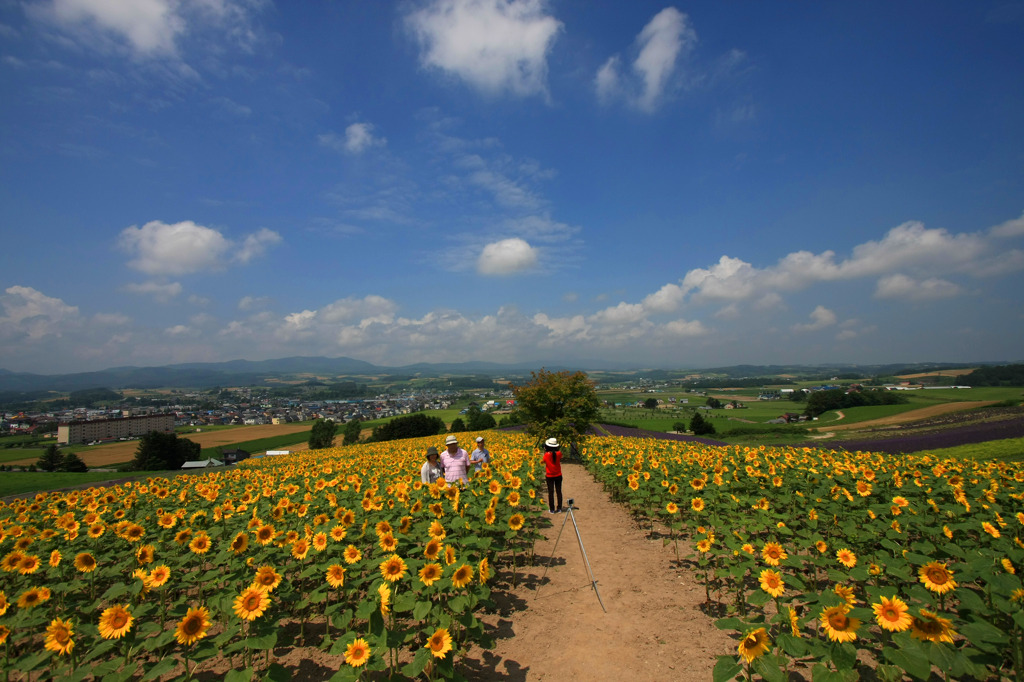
[813,401,998,432]
[464,462,733,681]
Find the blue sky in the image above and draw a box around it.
[2,1,1023,374]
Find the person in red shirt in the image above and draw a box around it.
[543,437,563,513]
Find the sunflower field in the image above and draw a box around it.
[0,432,544,681]
[583,438,1024,681]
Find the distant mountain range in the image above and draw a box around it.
[0,357,1007,394]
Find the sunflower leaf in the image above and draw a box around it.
[711,655,742,682]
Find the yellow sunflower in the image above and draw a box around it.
[233,587,271,621]
[452,563,474,588]
[74,552,97,573]
[378,533,398,553]
[44,618,75,656]
[426,627,453,659]
[666,502,679,514]
[918,561,957,595]
[910,609,957,643]
[419,562,443,587]
[17,554,40,575]
[343,545,363,564]
[175,607,211,646]
[378,584,390,616]
[820,605,860,643]
[330,525,347,542]
[149,565,171,588]
[380,554,408,583]
[312,532,328,552]
[479,557,491,584]
[0,590,8,617]
[758,569,785,598]
[254,524,276,546]
[872,596,912,633]
[737,627,770,663]
[344,638,371,667]
[326,564,346,589]
[762,542,787,566]
[252,565,283,593]
[98,604,134,639]
[291,538,310,560]
[836,548,857,569]
[424,538,442,560]
[691,497,705,512]
[230,532,249,554]
[17,586,51,609]
[188,533,211,555]
[508,514,525,531]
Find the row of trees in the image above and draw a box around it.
[35,444,88,472]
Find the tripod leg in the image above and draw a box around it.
[535,507,573,596]
[567,507,607,613]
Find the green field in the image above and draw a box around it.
[0,471,138,498]
[907,437,1024,462]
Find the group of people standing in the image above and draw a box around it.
[419,434,491,484]
[419,434,567,516]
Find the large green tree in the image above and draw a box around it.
[130,431,200,471]
[36,444,64,472]
[308,418,338,450]
[343,419,362,445]
[369,413,446,443]
[512,369,601,451]
[465,405,497,431]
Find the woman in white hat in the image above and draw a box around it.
[441,435,470,484]
[543,437,563,513]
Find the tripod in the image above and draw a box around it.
[537,499,606,612]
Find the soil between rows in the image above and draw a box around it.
[460,462,733,681]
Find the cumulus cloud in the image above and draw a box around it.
[0,285,79,340]
[122,281,183,302]
[477,238,538,274]
[405,0,562,98]
[118,220,281,275]
[990,211,1024,238]
[643,216,1024,311]
[238,295,271,311]
[319,123,386,154]
[29,0,263,58]
[595,7,695,112]
[874,274,963,300]
[793,305,837,333]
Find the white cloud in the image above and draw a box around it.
[477,238,538,274]
[29,0,263,58]
[663,318,707,337]
[319,123,387,155]
[165,324,194,336]
[642,282,685,313]
[93,312,130,325]
[595,7,696,112]
[405,0,562,98]
[0,285,79,340]
[238,295,271,311]
[118,220,281,275]
[645,215,1024,311]
[793,305,837,332]
[874,274,963,300]
[122,280,182,301]
[990,211,1024,238]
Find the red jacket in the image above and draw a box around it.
[543,450,562,477]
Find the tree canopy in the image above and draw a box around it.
[369,413,446,443]
[130,431,200,471]
[465,405,497,431]
[511,369,601,450]
[308,418,337,450]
